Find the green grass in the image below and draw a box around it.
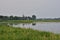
[0,20,34,23]
[0,20,60,24]
[36,20,60,22]
[0,24,60,40]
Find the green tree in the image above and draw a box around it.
[32,15,36,20]
[10,15,13,20]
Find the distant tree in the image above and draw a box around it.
[10,15,13,20]
[32,15,36,20]
[27,16,32,20]
[3,16,9,20]
[0,15,3,19]
[22,14,25,20]
[14,16,18,20]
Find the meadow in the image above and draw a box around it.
[0,20,34,23]
[0,20,60,24]
[36,19,60,22]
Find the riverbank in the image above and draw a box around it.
[0,20,34,23]
[36,20,60,22]
[0,20,60,23]
[0,24,60,40]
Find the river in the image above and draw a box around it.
[8,22,60,34]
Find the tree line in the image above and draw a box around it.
[0,15,36,20]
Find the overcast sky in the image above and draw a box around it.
[0,0,60,18]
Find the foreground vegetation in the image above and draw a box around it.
[0,24,60,40]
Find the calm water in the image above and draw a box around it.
[8,22,60,34]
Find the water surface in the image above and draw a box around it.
[9,22,60,34]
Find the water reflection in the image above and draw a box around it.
[32,23,36,26]
[8,22,60,34]
[9,23,36,26]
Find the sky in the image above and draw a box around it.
[0,0,60,18]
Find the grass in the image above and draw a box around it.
[0,20,34,23]
[0,20,60,24]
[0,24,60,40]
[36,20,60,22]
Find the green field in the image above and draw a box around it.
[0,24,60,40]
[0,20,34,23]
[36,20,60,22]
[0,20,60,23]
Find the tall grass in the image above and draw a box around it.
[0,24,60,40]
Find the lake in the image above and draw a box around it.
[8,22,60,34]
